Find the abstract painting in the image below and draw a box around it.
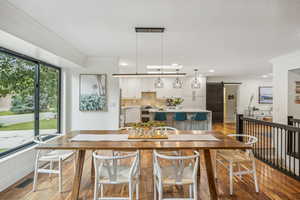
[79,74,107,111]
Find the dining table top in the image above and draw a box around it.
[36,130,251,150]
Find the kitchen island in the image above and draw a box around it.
[149,109,212,130]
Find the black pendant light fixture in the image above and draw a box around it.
[112,27,186,78]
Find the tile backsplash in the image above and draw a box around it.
[122,92,165,107]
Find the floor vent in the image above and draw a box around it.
[16,178,33,188]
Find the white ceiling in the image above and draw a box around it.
[5,0,300,77]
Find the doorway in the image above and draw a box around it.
[224,84,239,123]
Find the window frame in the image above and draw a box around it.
[0,47,62,158]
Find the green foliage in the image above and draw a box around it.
[0,52,35,97]
[80,94,106,111]
[166,97,184,106]
[0,52,59,113]
[10,95,34,114]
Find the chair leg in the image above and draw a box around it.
[129,183,133,200]
[189,184,193,198]
[158,183,163,200]
[58,159,62,193]
[229,161,233,195]
[136,182,139,200]
[49,161,53,178]
[193,182,197,200]
[73,155,76,174]
[237,162,242,179]
[214,152,218,180]
[100,184,104,197]
[252,160,259,193]
[154,179,157,200]
[93,179,98,200]
[32,151,40,192]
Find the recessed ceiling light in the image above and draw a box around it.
[262,75,268,78]
[172,63,178,66]
[119,62,128,66]
[209,69,215,73]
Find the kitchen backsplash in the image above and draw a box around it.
[121,92,166,107]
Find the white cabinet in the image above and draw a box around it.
[140,79,155,92]
[120,78,141,98]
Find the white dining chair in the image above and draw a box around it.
[153,150,200,200]
[93,150,140,200]
[215,134,259,195]
[32,133,75,193]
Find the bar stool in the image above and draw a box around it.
[154,112,167,121]
[191,112,208,130]
[173,112,187,130]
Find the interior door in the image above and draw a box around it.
[206,82,224,123]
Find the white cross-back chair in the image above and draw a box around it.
[153,150,200,200]
[32,133,75,193]
[93,150,140,200]
[215,134,259,195]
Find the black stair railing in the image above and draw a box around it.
[236,114,300,181]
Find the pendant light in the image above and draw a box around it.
[173,69,183,88]
[154,31,165,88]
[113,27,187,78]
[154,70,164,88]
[191,69,201,89]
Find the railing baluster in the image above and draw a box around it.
[293,130,296,176]
[239,116,300,180]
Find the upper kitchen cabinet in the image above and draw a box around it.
[140,79,155,92]
[120,78,141,98]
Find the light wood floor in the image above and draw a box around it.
[1,123,300,200]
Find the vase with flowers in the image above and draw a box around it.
[166,97,184,109]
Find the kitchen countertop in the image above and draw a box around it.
[148,108,211,113]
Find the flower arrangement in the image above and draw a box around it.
[166,97,184,107]
[133,121,166,129]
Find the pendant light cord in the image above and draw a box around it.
[136,32,138,74]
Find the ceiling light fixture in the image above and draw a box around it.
[191,69,201,89]
[209,69,215,73]
[262,75,268,78]
[119,62,128,66]
[173,69,183,88]
[147,65,183,70]
[113,27,181,78]
[112,73,186,78]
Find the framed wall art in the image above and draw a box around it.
[79,74,107,111]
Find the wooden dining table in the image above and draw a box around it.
[36,130,251,200]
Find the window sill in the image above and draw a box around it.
[0,134,63,163]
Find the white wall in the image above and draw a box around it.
[0,1,86,66]
[270,51,300,176]
[288,71,300,119]
[68,57,120,131]
[0,29,85,192]
[271,51,300,124]
[0,29,119,191]
[120,76,207,109]
[207,76,273,114]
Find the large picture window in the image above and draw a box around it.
[0,47,61,158]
